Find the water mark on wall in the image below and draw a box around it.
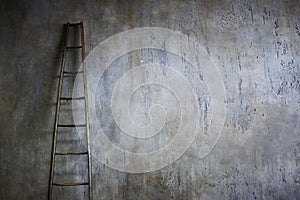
[72,27,226,173]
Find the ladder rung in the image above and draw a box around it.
[58,124,86,127]
[60,97,85,101]
[53,182,88,186]
[63,71,83,74]
[55,151,88,155]
[69,22,81,26]
[66,46,82,50]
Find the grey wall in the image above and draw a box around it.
[1,0,300,199]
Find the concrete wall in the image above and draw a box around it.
[0,0,300,199]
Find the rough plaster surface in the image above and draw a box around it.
[0,0,300,199]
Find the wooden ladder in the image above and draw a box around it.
[48,22,92,200]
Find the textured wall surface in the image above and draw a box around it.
[1,0,300,199]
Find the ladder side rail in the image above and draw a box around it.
[48,22,70,200]
[80,21,92,200]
